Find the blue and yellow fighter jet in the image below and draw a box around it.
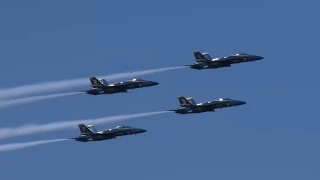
[185,50,263,70]
[169,96,246,114]
[84,76,159,95]
[69,124,147,142]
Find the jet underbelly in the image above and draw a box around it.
[214,103,224,108]
[126,83,141,89]
[104,86,128,93]
[93,134,113,141]
[131,82,145,88]
[231,57,247,64]
[112,130,131,137]
[208,61,231,68]
[192,106,205,113]
[104,87,116,92]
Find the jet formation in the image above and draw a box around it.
[70,123,146,142]
[72,50,263,142]
[185,50,263,70]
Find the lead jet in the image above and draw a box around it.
[69,124,147,142]
[169,96,246,114]
[85,76,159,95]
[185,50,263,70]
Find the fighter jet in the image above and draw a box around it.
[69,124,147,142]
[169,96,246,114]
[185,50,263,70]
[84,76,159,95]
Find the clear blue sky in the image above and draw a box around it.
[1,1,319,179]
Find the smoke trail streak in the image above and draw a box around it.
[0,139,69,153]
[0,92,83,109]
[0,66,186,99]
[0,111,171,140]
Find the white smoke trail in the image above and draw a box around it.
[0,66,186,99]
[0,92,83,109]
[0,111,171,140]
[0,139,69,153]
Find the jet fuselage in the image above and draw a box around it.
[86,79,159,95]
[189,53,263,70]
[73,126,147,142]
[172,98,246,114]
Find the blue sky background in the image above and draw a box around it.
[0,0,319,179]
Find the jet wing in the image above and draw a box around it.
[194,62,209,69]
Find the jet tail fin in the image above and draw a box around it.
[87,125,97,133]
[89,76,104,88]
[194,50,209,62]
[186,97,196,105]
[202,52,212,60]
[78,123,94,135]
[178,96,193,107]
[99,78,109,85]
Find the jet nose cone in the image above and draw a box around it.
[150,81,159,86]
[255,56,264,60]
[239,101,246,105]
[140,129,147,133]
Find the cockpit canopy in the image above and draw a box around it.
[219,98,231,101]
[132,78,142,81]
[115,125,131,129]
[235,53,249,56]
